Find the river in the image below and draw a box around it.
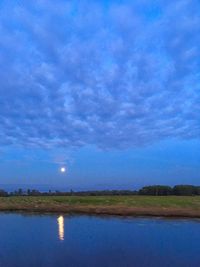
[0,213,199,267]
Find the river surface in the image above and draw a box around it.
[0,213,200,267]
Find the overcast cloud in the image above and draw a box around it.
[0,0,199,149]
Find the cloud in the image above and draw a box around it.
[0,0,199,149]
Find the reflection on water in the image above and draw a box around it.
[1,214,200,267]
[57,215,64,241]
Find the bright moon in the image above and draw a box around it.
[60,167,66,173]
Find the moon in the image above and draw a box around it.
[60,167,66,173]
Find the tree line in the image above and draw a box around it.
[0,189,138,197]
[138,185,200,196]
[0,185,200,196]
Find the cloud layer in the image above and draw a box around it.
[0,0,199,149]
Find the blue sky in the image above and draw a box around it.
[0,0,199,190]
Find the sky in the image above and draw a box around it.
[0,0,199,191]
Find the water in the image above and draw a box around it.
[0,213,200,267]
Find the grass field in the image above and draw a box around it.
[1,196,200,217]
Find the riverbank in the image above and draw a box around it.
[1,195,200,218]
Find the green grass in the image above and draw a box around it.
[1,195,200,209]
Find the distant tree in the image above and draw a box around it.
[0,189,8,197]
[30,189,41,196]
[139,185,172,196]
[18,188,23,196]
[27,189,31,195]
[70,189,74,196]
[195,186,200,195]
[173,185,196,196]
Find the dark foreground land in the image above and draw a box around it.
[1,196,200,218]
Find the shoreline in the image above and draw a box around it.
[1,205,200,218]
[1,195,200,218]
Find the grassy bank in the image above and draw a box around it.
[1,195,200,217]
